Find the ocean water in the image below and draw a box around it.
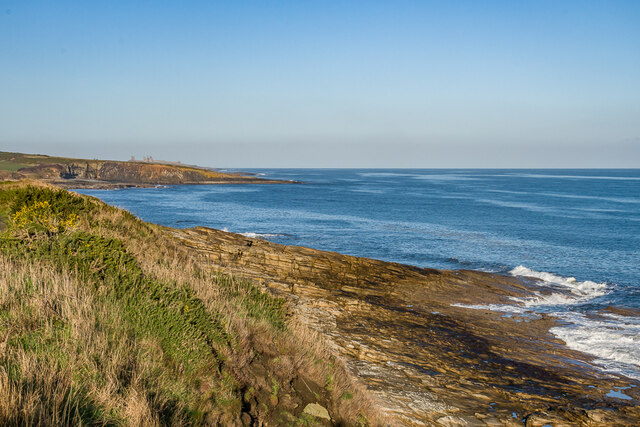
[76,169,640,380]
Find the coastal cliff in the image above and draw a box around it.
[0,151,287,188]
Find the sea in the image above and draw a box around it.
[76,169,640,381]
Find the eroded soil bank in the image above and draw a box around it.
[172,226,640,426]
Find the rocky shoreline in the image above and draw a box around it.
[170,226,640,426]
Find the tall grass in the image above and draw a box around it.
[0,182,379,426]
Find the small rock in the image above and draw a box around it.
[303,403,331,420]
[240,412,252,426]
[525,412,570,427]
[587,410,607,423]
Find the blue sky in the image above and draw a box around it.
[1,1,639,167]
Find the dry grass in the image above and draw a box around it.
[0,181,381,426]
[0,255,185,426]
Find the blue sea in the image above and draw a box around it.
[76,169,640,380]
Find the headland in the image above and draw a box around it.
[0,151,291,188]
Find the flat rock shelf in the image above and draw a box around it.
[172,226,640,426]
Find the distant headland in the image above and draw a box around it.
[0,151,292,188]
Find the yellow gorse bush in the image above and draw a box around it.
[11,200,79,235]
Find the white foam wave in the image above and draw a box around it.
[551,312,640,380]
[451,303,525,313]
[453,266,640,379]
[509,266,608,306]
[240,232,285,238]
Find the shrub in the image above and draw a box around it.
[10,200,78,236]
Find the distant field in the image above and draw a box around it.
[0,161,30,171]
[0,152,53,170]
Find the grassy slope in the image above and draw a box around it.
[0,181,375,426]
[0,151,176,168]
[0,152,100,168]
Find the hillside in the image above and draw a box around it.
[0,181,376,426]
[0,152,287,188]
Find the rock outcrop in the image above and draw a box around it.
[171,226,640,426]
[21,162,285,187]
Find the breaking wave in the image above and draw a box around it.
[551,312,640,381]
[240,232,287,239]
[508,266,609,307]
[453,266,640,379]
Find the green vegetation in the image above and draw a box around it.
[0,182,374,425]
[0,161,30,171]
[0,151,79,172]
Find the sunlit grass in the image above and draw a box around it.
[0,181,376,425]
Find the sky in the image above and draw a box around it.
[1,0,639,168]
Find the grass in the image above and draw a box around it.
[0,161,30,172]
[0,181,379,426]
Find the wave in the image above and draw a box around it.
[509,266,609,307]
[451,303,526,313]
[551,312,640,380]
[240,232,287,239]
[452,266,640,379]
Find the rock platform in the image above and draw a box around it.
[172,226,640,426]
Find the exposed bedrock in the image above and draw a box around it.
[170,226,640,426]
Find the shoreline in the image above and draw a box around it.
[171,225,640,425]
